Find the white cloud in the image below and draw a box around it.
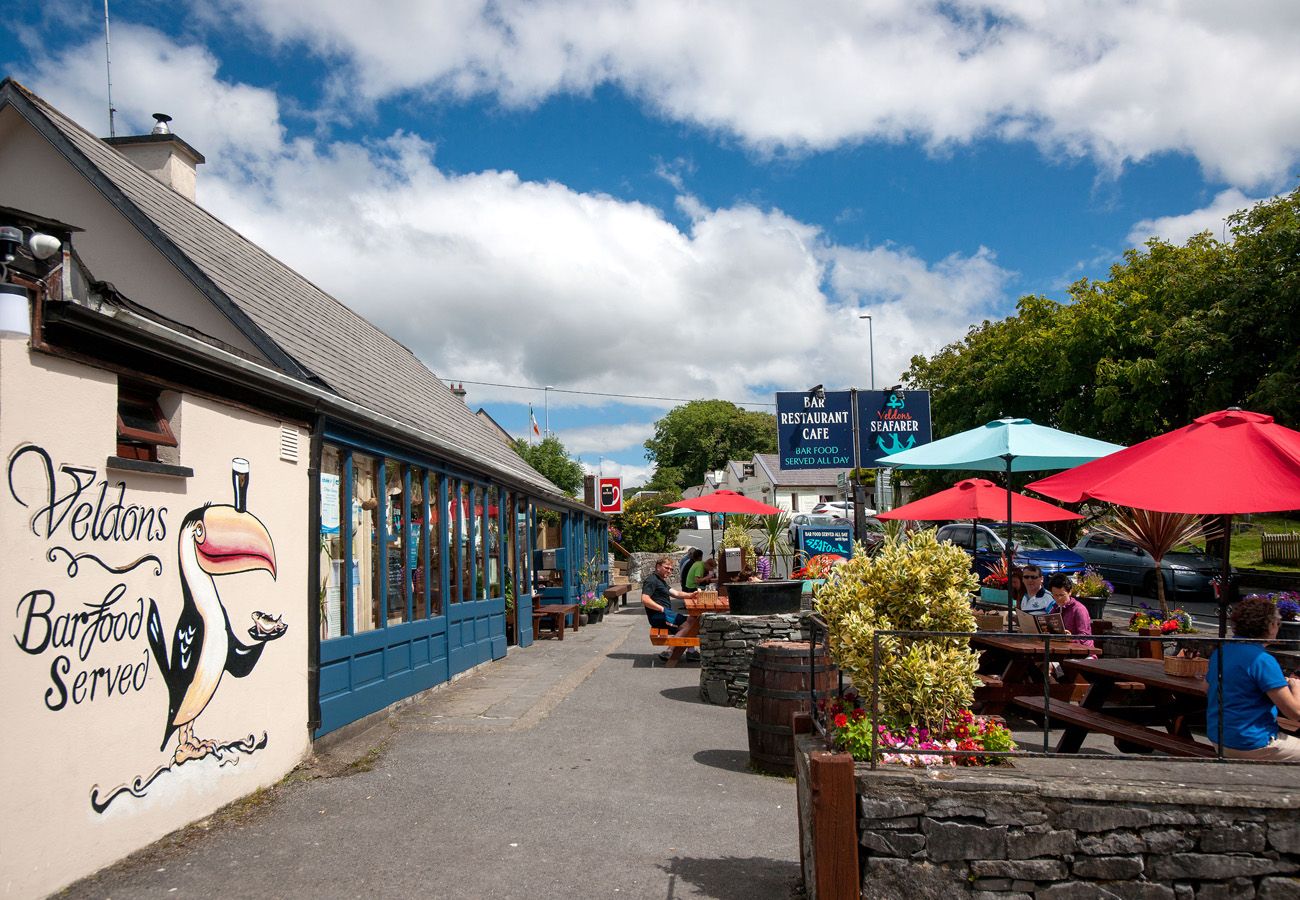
[560,421,656,456]
[1126,189,1270,246]
[22,30,1013,463]
[582,459,656,489]
[212,0,1300,187]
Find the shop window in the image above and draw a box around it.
[384,460,408,625]
[410,468,428,619]
[116,383,177,462]
[485,486,501,600]
[447,478,461,603]
[428,472,443,616]
[351,452,381,632]
[320,444,347,639]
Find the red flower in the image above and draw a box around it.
[851,708,866,722]
[952,724,971,739]
[833,713,849,729]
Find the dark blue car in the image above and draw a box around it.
[936,522,1087,581]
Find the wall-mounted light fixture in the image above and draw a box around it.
[0,224,63,336]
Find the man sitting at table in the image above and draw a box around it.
[1048,573,1094,648]
[1207,595,1300,762]
[1019,565,1055,614]
[642,556,701,661]
[685,555,717,591]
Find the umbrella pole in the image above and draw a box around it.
[1004,454,1016,631]
[1218,513,1233,639]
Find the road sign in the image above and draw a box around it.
[597,476,623,514]
[836,471,848,491]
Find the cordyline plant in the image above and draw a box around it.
[815,529,980,730]
[1096,507,1220,616]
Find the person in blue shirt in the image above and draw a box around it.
[1207,595,1300,761]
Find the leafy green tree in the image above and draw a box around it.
[510,435,585,496]
[644,400,777,488]
[905,184,1300,459]
[612,490,683,552]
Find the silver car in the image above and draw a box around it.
[1072,532,1228,600]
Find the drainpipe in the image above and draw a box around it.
[306,409,324,733]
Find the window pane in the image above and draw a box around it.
[428,473,443,616]
[486,486,501,599]
[448,479,461,603]
[465,483,481,600]
[410,467,428,620]
[321,444,347,639]
[351,452,382,632]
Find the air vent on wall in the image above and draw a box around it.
[279,425,300,463]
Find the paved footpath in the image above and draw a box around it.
[64,605,802,900]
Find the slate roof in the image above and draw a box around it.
[4,80,582,508]
[754,453,848,487]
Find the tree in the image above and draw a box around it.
[612,490,683,552]
[510,435,585,496]
[905,184,1300,455]
[644,400,777,488]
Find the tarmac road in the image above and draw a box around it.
[62,606,802,900]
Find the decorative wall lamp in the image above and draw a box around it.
[0,224,62,337]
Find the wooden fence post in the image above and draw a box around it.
[809,748,859,899]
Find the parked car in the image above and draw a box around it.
[811,501,878,518]
[789,513,841,543]
[936,522,1087,581]
[1073,532,1229,600]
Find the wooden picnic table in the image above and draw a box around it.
[652,595,729,667]
[603,584,632,608]
[972,633,1098,715]
[1014,657,1215,756]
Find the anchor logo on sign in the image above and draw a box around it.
[876,433,916,455]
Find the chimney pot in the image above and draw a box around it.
[151,113,173,134]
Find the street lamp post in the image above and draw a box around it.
[859,314,875,390]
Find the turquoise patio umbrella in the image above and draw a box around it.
[880,417,1122,527]
[880,418,1123,620]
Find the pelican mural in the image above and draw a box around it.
[146,458,287,764]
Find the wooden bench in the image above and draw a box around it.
[603,584,632,608]
[1012,695,1217,758]
[533,603,580,640]
[649,627,700,667]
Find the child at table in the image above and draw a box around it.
[1048,573,1094,648]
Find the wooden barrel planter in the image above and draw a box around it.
[746,640,837,776]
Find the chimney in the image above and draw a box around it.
[450,382,467,401]
[105,114,205,201]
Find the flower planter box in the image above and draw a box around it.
[1078,595,1108,620]
[978,586,1010,607]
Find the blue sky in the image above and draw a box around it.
[5,2,1298,487]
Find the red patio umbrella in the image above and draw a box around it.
[877,478,1083,522]
[1028,409,1300,635]
[666,490,783,516]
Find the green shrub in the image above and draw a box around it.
[815,529,980,729]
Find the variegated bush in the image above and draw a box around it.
[815,529,981,729]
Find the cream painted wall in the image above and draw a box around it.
[0,107,262,357]
[0,336,309,899]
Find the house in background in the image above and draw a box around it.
[0,79,608,897]
[714,453,847,512]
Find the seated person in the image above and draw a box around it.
[1019,564,1055,614]
[685,556,717,590]
[642,556,700,660]
[737,567,763,583]
[1207,595,1300,761]
[678,548,702,587]
[1008,565,1026,607]
[1047,572,1093,647]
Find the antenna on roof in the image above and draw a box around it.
[102,0,117,137]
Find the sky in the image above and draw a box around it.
[5,1,1299,488]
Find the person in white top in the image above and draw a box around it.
[1019,564,1056,614]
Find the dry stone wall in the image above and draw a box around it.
[854,768,1299,899]
[698,612,813,706]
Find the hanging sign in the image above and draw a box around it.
[597,476,623,514]
[857,389,932,467]
[776,390,854,469]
